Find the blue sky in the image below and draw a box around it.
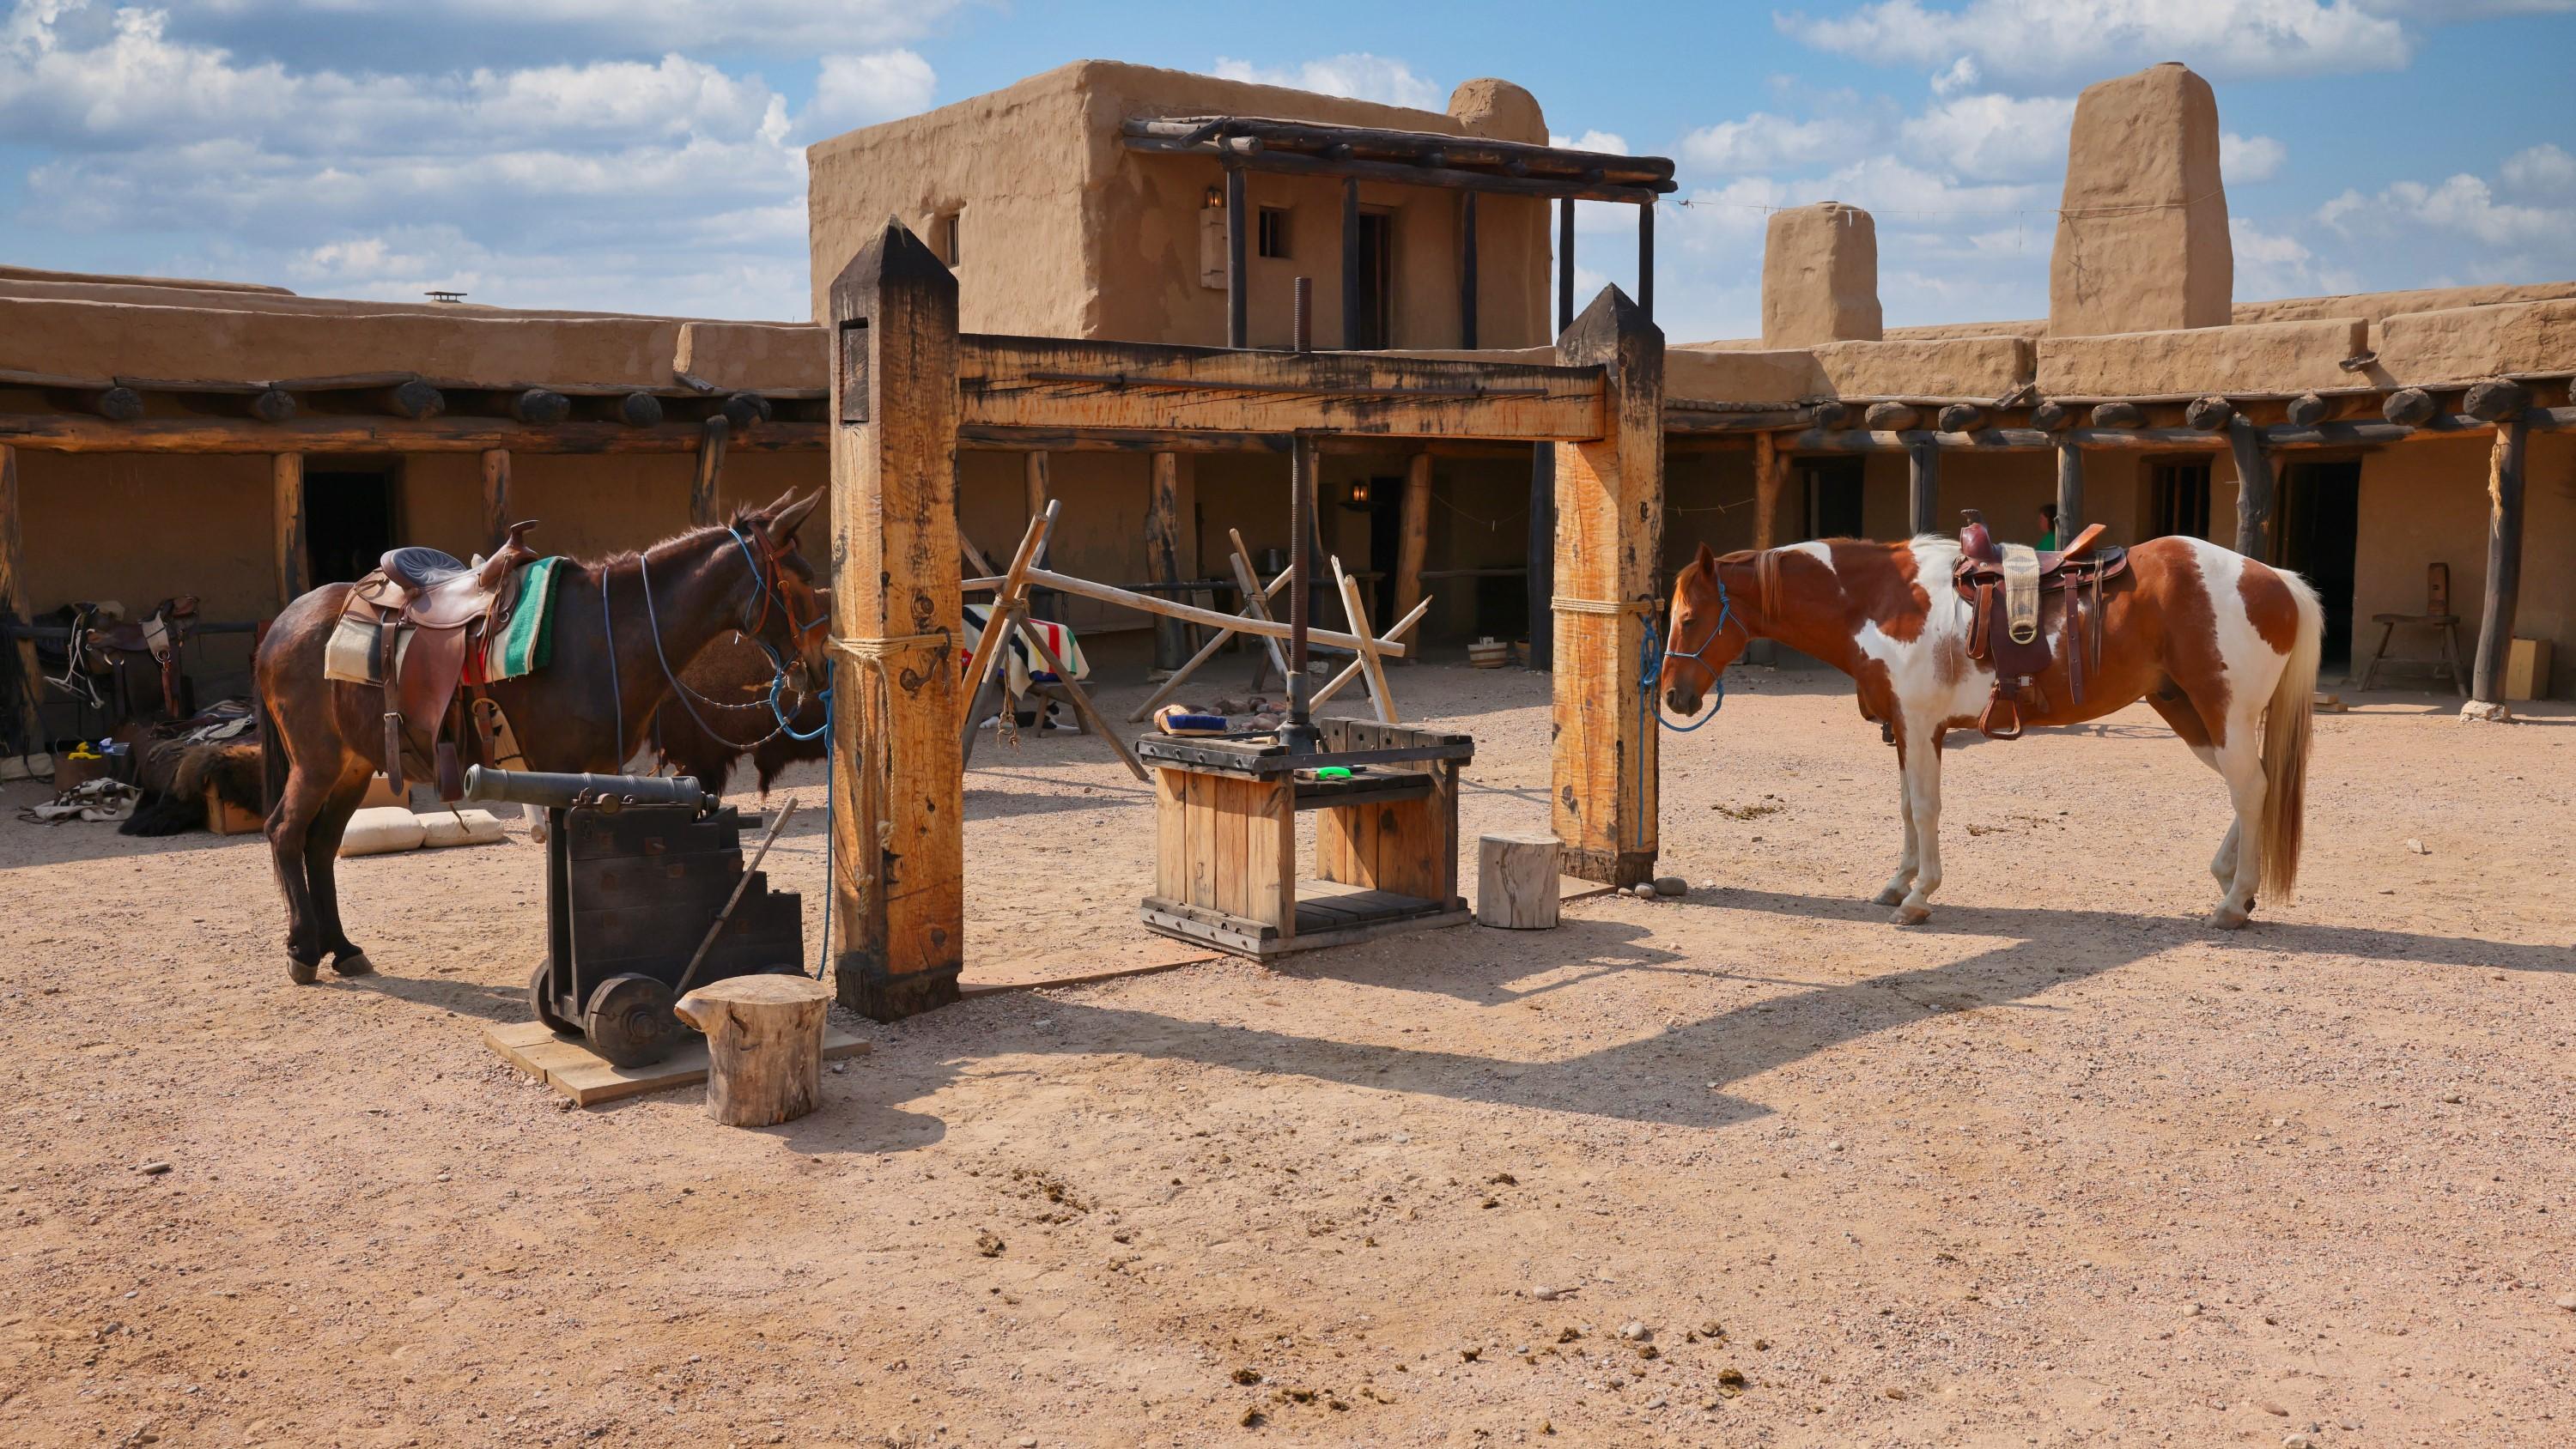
[3,0,2571,341]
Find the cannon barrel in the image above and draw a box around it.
[461,766,713,813]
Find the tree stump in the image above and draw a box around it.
[1477,834,1560,930]
[673,973,835,1127]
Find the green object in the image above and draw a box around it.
[1311,766,1353,779]
[486,556,563,679]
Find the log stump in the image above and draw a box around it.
[1477,834,1560,930]
[673,973,835,1127]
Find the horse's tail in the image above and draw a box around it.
[256,634,288,823]
[2258,570,2324,903]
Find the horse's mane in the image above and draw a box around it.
[582,516,764,573]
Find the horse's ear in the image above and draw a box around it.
[1694,540,1717,575]
[756,487,798,518]
[765,490,822,547]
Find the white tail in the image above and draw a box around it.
[2258,574,2325,902]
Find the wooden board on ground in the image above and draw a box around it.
[484,1016,872,1107]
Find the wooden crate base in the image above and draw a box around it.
[484,1016,871,1107]
[1140,888,1471,960]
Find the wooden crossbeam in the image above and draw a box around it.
[1332,556,1398,724]
[1129,545,1294,722]
[1314,596,1432,709]
[1015,565,1406,658]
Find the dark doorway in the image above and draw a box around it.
[1352,211,1393,349]
[2149,459,2213,542]
[1802,458,1864,539]
[306,465,400,586]
[2277,460,2362,670]
[1362,475,1402,622]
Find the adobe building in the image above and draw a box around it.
[2,58,2568,761]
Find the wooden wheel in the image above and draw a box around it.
[528,960,578,1035]
[583,973,679,1067]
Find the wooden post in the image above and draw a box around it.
[0,444,45,753]
[1458,191,1479,349]
[827,218,964,1022]
[1637,199,1656,324]
[1392,451,1431,657]
[1333,556,1397,723]
[479,448,511,553]
[1557,197,1576,337]
[1751,432,1787,549]
[272,452,307,607]
[1146,452,1188,671]
[1906,436,1939,537]
[1476,834,1560,929]
[1224,166,1249,349]
[2467,409,2531,717]
[2055,437,2085,543]
[1340,177,1363,349]
[2226,415,2272,561]
[689,415,730,526]
[1526,446,1555,670]
[1024,449,1053,620]
[1551,286,1662,888]
[673,974,834,1128]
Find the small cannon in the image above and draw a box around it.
[465,766,805,1067]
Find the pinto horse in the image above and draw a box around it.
[254,491,828,983]
[1659,533,2322,929]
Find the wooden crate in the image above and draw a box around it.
[204,786,264,836]
[2506,638,2551,702]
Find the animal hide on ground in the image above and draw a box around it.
[119,712,264,838]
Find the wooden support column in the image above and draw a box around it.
[1225,165,1249,349]
[1458,191,1479,349]
[1751,432,1787,549]
[827,219,964,1022]
[689,415,730,525]
[1637,199,1656,324]
[1906,436,1939,537]
[2055,437,2085,543]
[272,452,307,608]
[2226,415,2273,561]
[0,444,45,752]
[479,448,511,552]
[1525,446,1554,670]
[1340,178,1363,349]
[1146,452,1188,671]
[1024,450,1053,620]
[1551,287,1663,888]
[1556,197,1576,336]
[2467,409,2531,718]
[1391,452,1432,659]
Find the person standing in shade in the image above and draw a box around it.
[2035,502,2059,551]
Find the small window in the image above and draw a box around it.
[1257,207,1290,259]
[938,211,962,267]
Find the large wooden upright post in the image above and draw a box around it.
[1340,179,1364,349]
[272,453,307,607]
[1551,287,1663,888]
[0,445,45,752]
[479,448,512,551]
[689,415,730,525]
[1458,191,1479,349]
[827,218,965,1022]
[2467,408,2531,719]
[1146,452,1188,671]
[2226,415,2272,561]
[2055,437,2085,542]
[1906,437,1939,537]
[1747,432,1789,668]
[1391,452,1432,656]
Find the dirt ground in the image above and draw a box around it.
[3,660,2572,1448]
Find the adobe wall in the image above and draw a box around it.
[2353,433,2572,694]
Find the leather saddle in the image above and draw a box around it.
[348,521,541,798]
[82,595,199,721]
[1950,512,2128,740]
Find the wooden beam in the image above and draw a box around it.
[1637,198,1656,324]
[1018,566,1406,657]
[1458,191,1479,349]
[1024,450,1053,618]
[1225,528,1295,682]
[1333,556,1397,723]
[0,413,822,456]
[1551,286,1662,888]
[617,391,664,428]
[1341,177,1364,350]
[1225,164,1249,349]
[827,217,964,1023]
[958,506,1057,755]
[958,425,1287,454]
[1127,136,1669,205]
[1907,436,1940,536]
[272,452,307,608]
[689,415,729,525]
[2226,415,2272,561]
[1146,452,1188,671]
[1121,117,1675,185]
[953,334,1605,441]
[1557,198,1576,336]
[1751,431,1787,550]
[2055,436,2085,543]
[508,388,570,426]
[368,379,445,421]
[1130,543,1292,721]
[480,448,511,553]
[0,444,44,754]
[2468,410,2531,715]
[1526,445,1554,670]
[1391,452,1432,652]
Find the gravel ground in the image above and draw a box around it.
[1,662,2570,1448]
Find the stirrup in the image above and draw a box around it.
[381,712,406,793]
[1978,695,2024,741]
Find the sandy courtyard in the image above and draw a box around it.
[2,661,2572,1447]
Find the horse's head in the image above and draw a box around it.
[738,489,830,690]
[1662,541,1753,717]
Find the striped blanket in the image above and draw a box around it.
[323,556,565,688]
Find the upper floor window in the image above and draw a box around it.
[1257,207,1290,259]
[938,211,962,267]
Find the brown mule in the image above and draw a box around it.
[254,492,828,984]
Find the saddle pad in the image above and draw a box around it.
[475,556,563,683]
[1999,544,2042,646]
[325,604,411,686]
[962,604,1088,697]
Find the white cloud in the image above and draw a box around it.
[2500,142,2576,198]
[1209,52,1440,110]
[1898,93,2073,181]
[1780,0,2417,92]
[2229,216,2357,299]
[1551,129,1631,155]
[808,50,937,135]
[1679,111,1873,173]
[180,0,958,57]
[2319,172,2570,247]
[2221,130,2287,182]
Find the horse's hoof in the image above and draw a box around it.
[288,956,319,985]
[330,950,376,978]
[1871,886,1906,906]
[2208,906,2251,931]
[1888,904,1931,926]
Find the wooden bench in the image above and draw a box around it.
[1137,718,1473,959]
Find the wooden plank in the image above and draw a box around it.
[1212,775,1249,920]
[1246,775,1295,934]
[1226,529,1295,680]
[828,219,965,1023]
[1020,565,1406,657]
[1154,767,1188,902]
[479,447,511,552]
[1128,135,1669,206]
[271,452,307,607]
[484,1017,871,1108]
[1314,595,1431,707]
[954,333,1605,442]
[1333,556,1399,723]
[689,415,730,525]
[0,413,824,455]
[0,444,42,753]
[1314,798,1356,886]
[1185,771,1217,910]
[1551,289,1662,888]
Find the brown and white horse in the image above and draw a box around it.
[1658,534,2323,929]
